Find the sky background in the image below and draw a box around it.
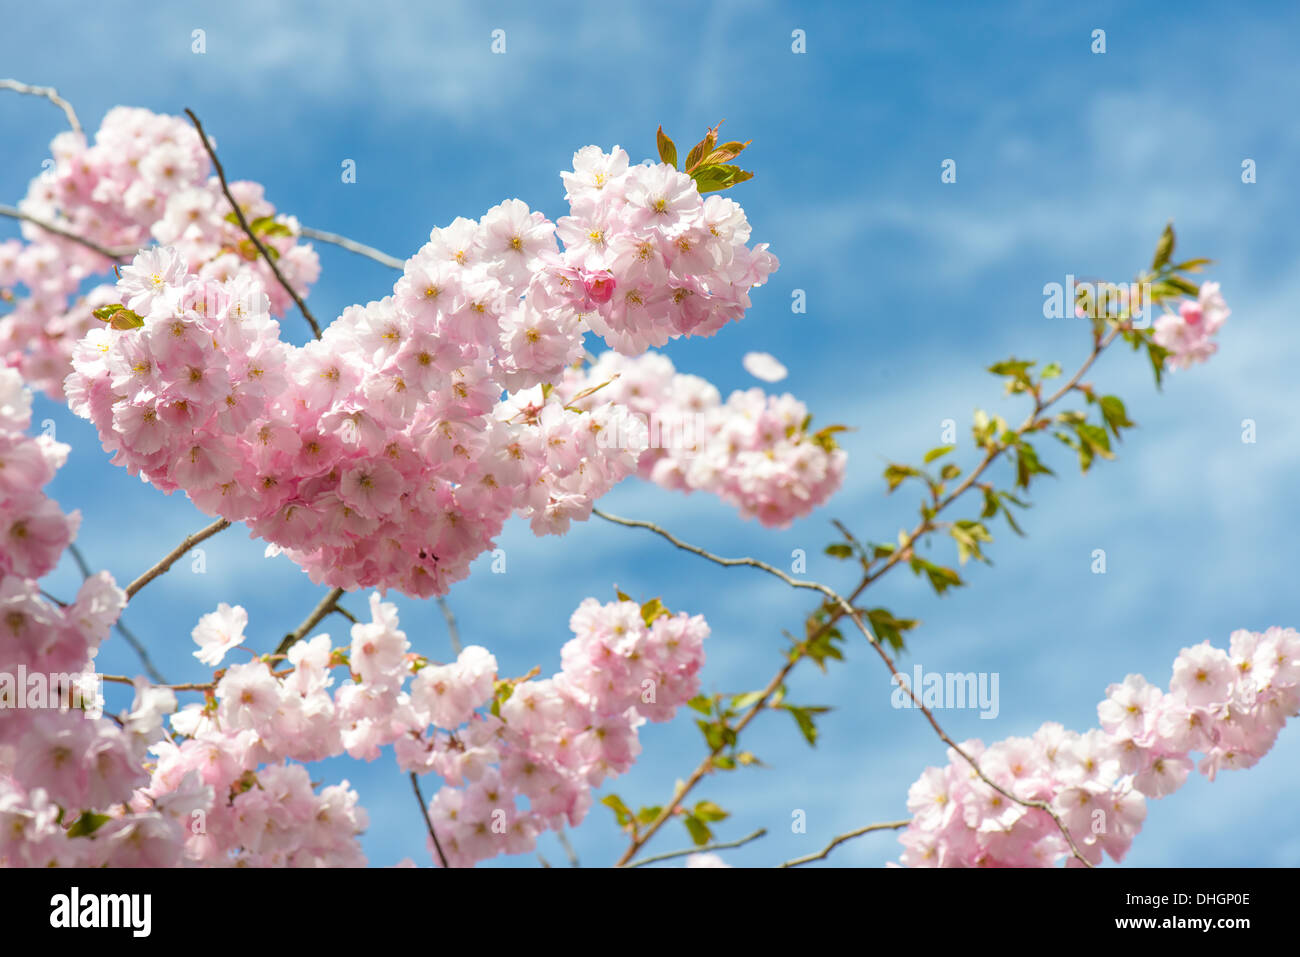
[3,0,1297,867]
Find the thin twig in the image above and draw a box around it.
[614,651,803,866]
[183,109,322,339]
[0,78,82,134]
[601,508,1094,867]
[556,831,580,868]
[0,205,135,263]
[436,595,463,656]
[275,587,346,657]
[299,225,404,270]
[410,772,451,868]
[778,820,909,868]
[592,508,872,639]
[622,828,768,868]
[125,518,231,601]
[69,542,166,684]
[101,673,218,693]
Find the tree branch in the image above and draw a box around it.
[275,586,347,657]
[409,772,451,868]
[0,78,82,134]
[0,204,136,263]
[622,827,768,868]
[68,542,166,684]
[436,595,462,656]
[298,225,403,270]
[183,108,323,339]
[125,518,231,601]
[778,820,909,868]
[592,508,875,642]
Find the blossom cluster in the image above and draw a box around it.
[896,627,1300,867]
[64,244,648,597]
[548,146,777,356]
[150,592,706,868]
[1153,281,1230,370]
[61,140,808,594]
[0,106,318,397]
[421,597,708,866]
[2,367,706,868]
[559,351,846,527]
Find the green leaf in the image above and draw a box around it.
[865,607,919,652]
[1163,275,1200,297]
[712,755,736,770]
[788,707,817,745]
[824,543,854,559]
[694,800,730,823]
[1147,340,1171,389]
[923,445,955,463]
[1040,362,1062,380]
[783,704,829,746]
[690,163,754,193]
[883,463,921,492]
[1151,222,1176,271]
[687,695,713,716]
[636,805,663,825]
[93,303,145,330]
[683,127,719,173]
[640,597,670,627]
[811,424,848,452]
[802,626,845,672]
[910,557,964,595]
[730,690,765,712]
[700,140,751,166]
[1057,421,1112,473]
[683,813,713,846]
[250,215,291,237]
[939,463,962,481]
[987,358,1036,377]
[615,588,633,603]
[697,719,727,752]
[1098,395,1134,438]
[950,519,993,565]
[601,794,633,828]
[1014,442,1054,489]
[66,811,112,838]
[656,126,678,169]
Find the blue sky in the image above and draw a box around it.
[3,0,1297,867]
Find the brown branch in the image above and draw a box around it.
[0,204,135,263]
[125,518,231,600]
[860,325,1122,591]
[1,78,82,134]
[68,542,166,684]
[858,632,1094,866]
[622,827,768,868]
[436,595,462,656]
[409,772,451,868]
[613,647,805,865]
[778,820,910,868]
[183,109,322,339]
[275,586,347,657]
[298,225,404,270]
[592,508,874,641]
